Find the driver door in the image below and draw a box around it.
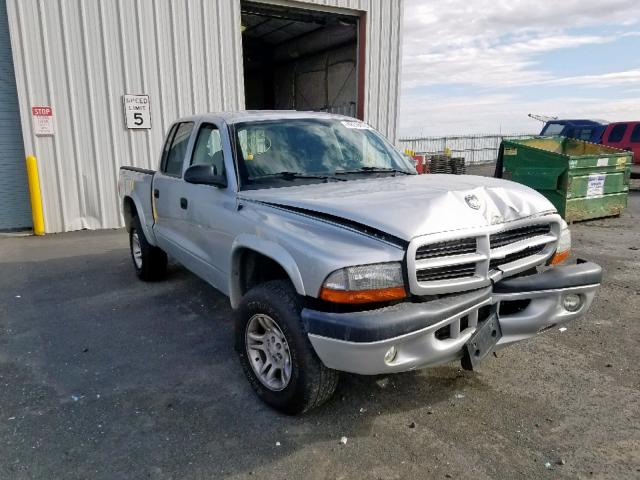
[181,122,236,292]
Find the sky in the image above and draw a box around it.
[399,0,640,137]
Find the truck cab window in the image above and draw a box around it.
[608,124,627,143]
[577,128,592,141]
[630,124,640,143]
[541,123,564,136]
[163,122,194,177]
[191,124,225,176]
[160,124,178,171]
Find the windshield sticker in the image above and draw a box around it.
[341,120,372,130]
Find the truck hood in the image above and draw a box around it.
[238,175,556,242]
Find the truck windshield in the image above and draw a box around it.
[233,118,415,189]
[541,123,565,136]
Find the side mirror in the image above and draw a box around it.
[184,164,227,188]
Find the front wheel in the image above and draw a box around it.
[236,280,339,414]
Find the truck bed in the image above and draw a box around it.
[120,166,156,175]
[118,166,156,244]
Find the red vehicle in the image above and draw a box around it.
[601,121,640,164]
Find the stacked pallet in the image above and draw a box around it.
[427,155,466,175]
[429,155,452,174]
[450,157,466,175]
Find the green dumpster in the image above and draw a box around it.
[499,136,632,222]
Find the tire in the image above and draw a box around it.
[235,280,339,414]
[129,215,167,281]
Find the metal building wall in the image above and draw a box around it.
[0,0,31,230]
[7,0,404,233]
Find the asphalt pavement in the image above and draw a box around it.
[1,186,639,479]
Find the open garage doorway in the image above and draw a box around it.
[241,1,363,119]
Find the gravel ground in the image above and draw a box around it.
[1,179,639,479]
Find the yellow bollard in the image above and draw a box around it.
[25,155,45,235]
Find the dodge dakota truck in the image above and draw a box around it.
[118,111,602,414]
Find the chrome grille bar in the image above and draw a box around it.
[407,216,562,296]
[416,263,477,282]
[489,245,546,270]
[490,224,551,248]
[415,238,476,259]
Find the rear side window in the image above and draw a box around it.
[191,124,225,176]
[608,124,627,143]
[163,122,194,176]
[160,124,178,171]
[630,124,640,143]
[576,128,593,141]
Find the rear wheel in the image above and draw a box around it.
[236,280,339,414]
[129,215,167,281]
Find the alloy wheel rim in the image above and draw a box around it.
[131,231,143,269]
[245,313,292,391]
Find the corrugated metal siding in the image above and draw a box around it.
[6,0,403,233]
[293,0,404,142]
[0,0,31,230]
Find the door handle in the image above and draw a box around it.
[180,197,188,210]
[153,189,159,198]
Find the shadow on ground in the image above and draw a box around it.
[1,213,639,479]
[0,244,490,479]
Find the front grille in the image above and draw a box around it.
[415,238,476,260]
[489,245,545,270]
[410,220,558,295]
[490,224,551,249]
[416,263,476,282]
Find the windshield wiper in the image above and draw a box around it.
[248,171,346,182]
[334,166,414,176]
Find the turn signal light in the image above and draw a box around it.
[550,220,572,265]
[319,286,407,304]
[550,249,570,265]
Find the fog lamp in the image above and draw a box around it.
[563,293,582,312]
[384,346,398,364]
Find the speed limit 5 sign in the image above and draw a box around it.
[123,94,151,129]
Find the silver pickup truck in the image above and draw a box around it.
[119,111,602,414]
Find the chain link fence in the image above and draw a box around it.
[398,133,535,164]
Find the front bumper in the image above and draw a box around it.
[303,261,602,375]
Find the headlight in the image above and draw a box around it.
[550,220,571,265]
[320,262,406,304]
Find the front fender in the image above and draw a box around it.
[229,234,306,308]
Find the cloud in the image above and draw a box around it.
[543,68,640,87]
[399,93,640,137]
[403,26,639,89]
[399,0,640,136]
[402,0,640,52]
